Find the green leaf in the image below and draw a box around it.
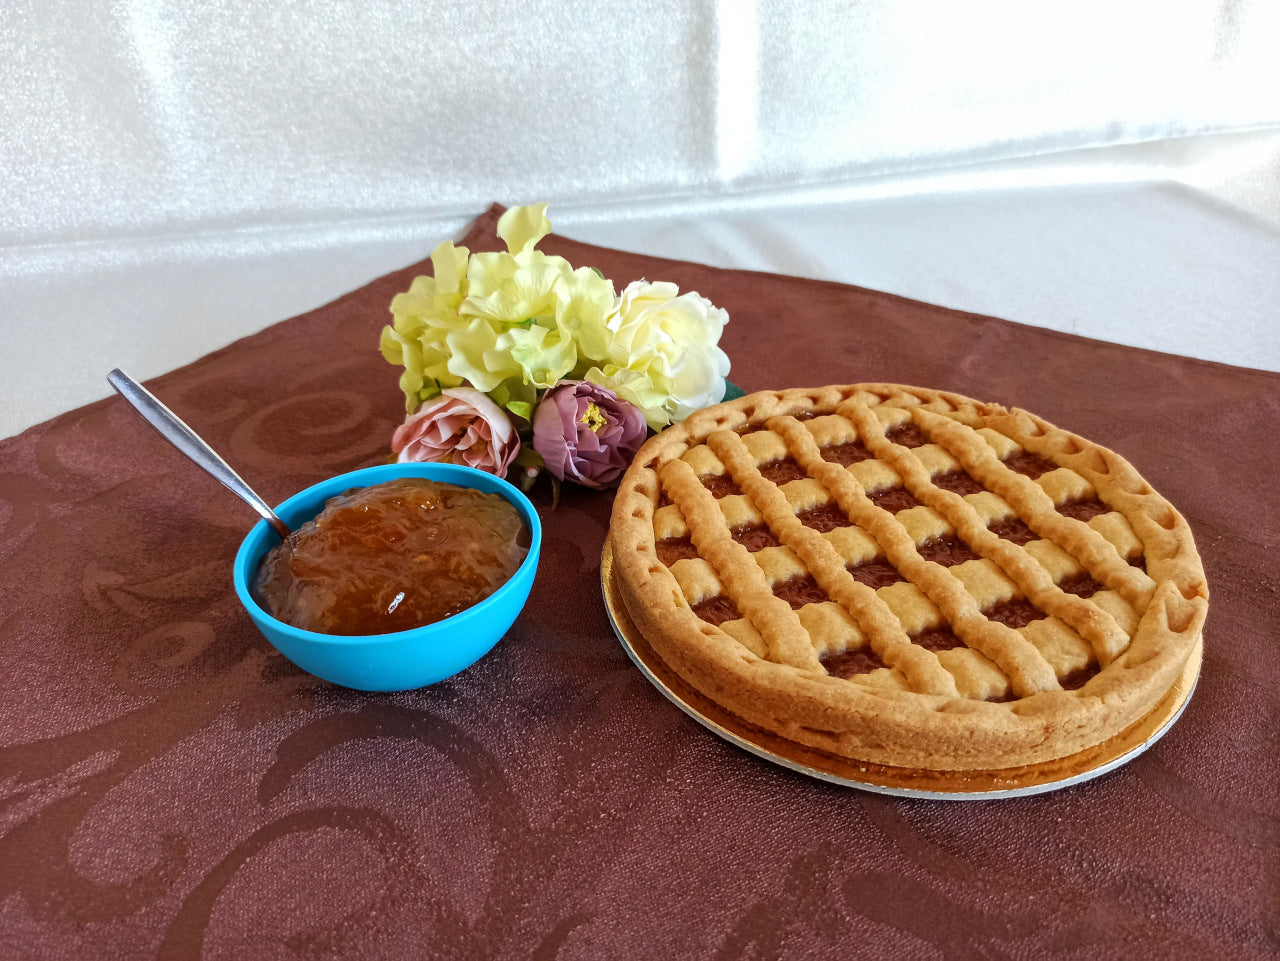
[722,379,747,402]
[488,384,533,422]
[488,383,535,422]
[590,267,606,279]
[513,447,545,470]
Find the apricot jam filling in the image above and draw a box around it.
[254,478,526,636]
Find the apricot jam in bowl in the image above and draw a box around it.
[232,462,541,691]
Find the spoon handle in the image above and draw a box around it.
[107,368,291,540]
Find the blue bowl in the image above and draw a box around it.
[233,462,541,691]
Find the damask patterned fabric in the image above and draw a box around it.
[1,207,1276,959]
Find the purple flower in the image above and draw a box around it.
[532,381,648,489]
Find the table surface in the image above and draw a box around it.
[2,199,1278,960]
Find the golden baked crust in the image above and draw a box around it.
[608,384,1208,771]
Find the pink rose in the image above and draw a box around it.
[532,381,648,489]
[392,387,519,475]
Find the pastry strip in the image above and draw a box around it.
[708,428,960,697]
[839,400,1062,696]
[922,409,1154,607]
[897,408,1134,666]
[658,457,821,671]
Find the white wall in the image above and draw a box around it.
[3,0,1278,252]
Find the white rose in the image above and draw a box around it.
[582,280,730,428]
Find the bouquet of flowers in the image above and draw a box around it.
[380,204,735,491]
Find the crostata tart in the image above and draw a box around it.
[608,384,1208,771]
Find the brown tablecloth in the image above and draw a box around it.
[2,205,1277,960]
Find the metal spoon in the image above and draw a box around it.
[107,368,292,540]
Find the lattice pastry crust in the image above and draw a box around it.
[608,384,1208,771]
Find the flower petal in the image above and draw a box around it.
[497,203,552,255]
[430,241,470,296]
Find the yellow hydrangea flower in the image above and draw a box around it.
[457,225,615,392]
[382,204,727,427]
[380,241,475,411]
[462,249,569,329]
